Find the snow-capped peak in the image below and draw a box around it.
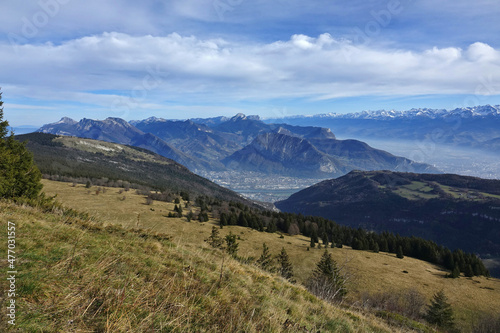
[310,105,500,120]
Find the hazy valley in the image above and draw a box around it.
[38,113,440,202]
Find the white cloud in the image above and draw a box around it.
[424,47,462,63]
[1,32,499,116]
[467,42,498,62]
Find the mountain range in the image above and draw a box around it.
[299,104,500,120]
[39,113,438,178]
[265,105,500,152]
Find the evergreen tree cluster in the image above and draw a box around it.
[255,243,295,283]
[212,204,489,277]
[0,90,43,200]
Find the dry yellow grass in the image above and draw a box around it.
[41,179,500,331]
[1,197,416,332]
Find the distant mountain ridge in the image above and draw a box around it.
[39,117,205,170]
[38,114,438,178]
[265,105,500,152]
[281,104,500,120]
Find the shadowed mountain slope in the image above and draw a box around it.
[276,170,500,266]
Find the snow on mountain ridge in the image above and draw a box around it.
[283,105,500,120]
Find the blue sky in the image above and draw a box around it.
[1,0,500,126]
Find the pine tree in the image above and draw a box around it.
[449,265,460,279]
[219,212,228,227]
[310,235,316,248]
[238,212,248,227]
[257,243,273,271]
[380,238,389,252]
[425,290,455,330]
[464,264,474,278]
[266,219,277,233]
[307,250,347,302]
[277,247,294,282]
[0,92,8,139]
[351,237,361,250]
[206,226,223,248]
[311,228,319,243]
[0,90,42,200]
[396,245,404,259]
[225,232,239,258]
[322,231,329,248]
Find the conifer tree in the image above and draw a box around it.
[277,247,294,282]
[0,90,42,200]
[257,243,273,271]
[206,226,223,248]
[449,265,460,279]
[307,250,347,302]
[425,290,455,330]
[351,237,362,250]
[266,219,277,233]
[322,231,329,248]
[311,228,319,243]
[380,238,389,252]
[310,235,316,248]
[238,211,248,227]
[225,232,239,258]
[396,245,404,259]
[464,264,474,277]
[0,92,7,138]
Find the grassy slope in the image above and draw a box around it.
[390,180,500,201]
[17,133,250,204]
[0,199,407,333]
[38,180,500,331]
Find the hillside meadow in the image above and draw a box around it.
[38,179,500,331]
[2,195,413,332]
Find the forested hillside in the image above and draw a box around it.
[15,132,250,204]
[276,170,500,276]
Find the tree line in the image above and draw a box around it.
[196,196,489,277]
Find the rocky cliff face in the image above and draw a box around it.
[223,133,348,177]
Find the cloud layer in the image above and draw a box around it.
[2,33,499,103]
